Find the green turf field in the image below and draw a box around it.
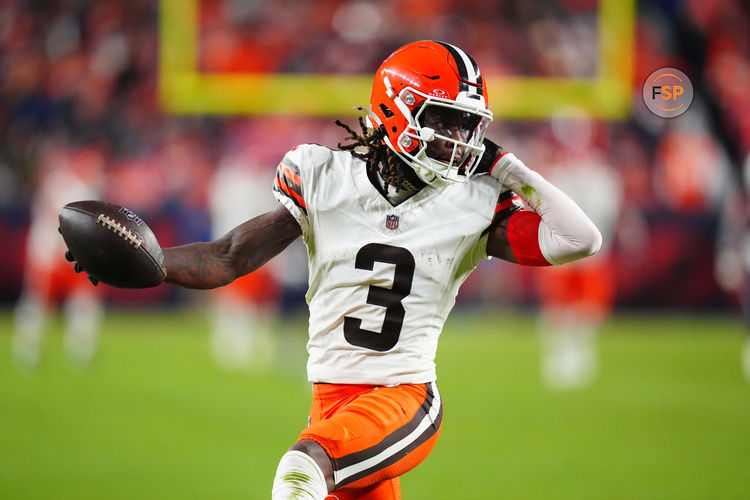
[1,310,748,499]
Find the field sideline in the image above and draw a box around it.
[1,310,748,499]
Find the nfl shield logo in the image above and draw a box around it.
[385,214,399,230]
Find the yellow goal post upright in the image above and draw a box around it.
[158,0,635,119]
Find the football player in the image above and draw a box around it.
[71,41,602,499]
[536,113,623,389]
[208,153,280,371]
[15,146,104,371]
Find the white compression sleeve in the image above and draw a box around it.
[490,153,602,265]
[272,450,328,500]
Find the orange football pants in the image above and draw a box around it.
[299,382,443,500]
[27,260,94,303]
[537,257,615,319]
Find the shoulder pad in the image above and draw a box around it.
[286,144,333,170]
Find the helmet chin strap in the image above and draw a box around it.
[411,155,449,186]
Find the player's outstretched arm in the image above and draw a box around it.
[163,204,301,289]
[483,141,602,266]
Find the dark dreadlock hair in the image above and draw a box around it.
[335,117,424,192]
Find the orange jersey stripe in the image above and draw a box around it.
[279,164,302,187]
[495,194,522,214]
[275,175,307,211]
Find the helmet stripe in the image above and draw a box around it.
[435,41,469,91]
[435,41,482,95]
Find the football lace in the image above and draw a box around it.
[96,214,143,249]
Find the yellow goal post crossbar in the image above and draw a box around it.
[159,0,635,119]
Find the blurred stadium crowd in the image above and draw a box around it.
[0,0,748,314]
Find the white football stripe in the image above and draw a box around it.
[446,43,479,94]
[334,382,442,484]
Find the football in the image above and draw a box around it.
[58,200,166,288]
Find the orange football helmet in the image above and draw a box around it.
[368,40,493,184]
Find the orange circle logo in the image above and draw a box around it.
[642,68,693,118]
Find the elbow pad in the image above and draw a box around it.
[506,211,550,266]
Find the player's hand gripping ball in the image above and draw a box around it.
[58,200,166,288]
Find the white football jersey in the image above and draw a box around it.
[273,144,508,385]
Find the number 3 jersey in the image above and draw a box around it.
[273,144,514,385]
